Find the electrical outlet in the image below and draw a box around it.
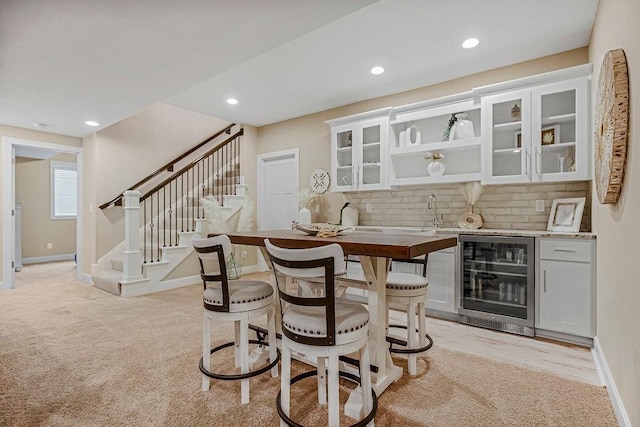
[535,200,545,212]
[366,203,372,213]
[47,243,53,249]
[241,251,247,260]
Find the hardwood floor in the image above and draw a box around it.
[246,270,602,387]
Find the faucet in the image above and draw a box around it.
[427,193,444,229]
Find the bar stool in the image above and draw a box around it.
[193,235,279,404]
[386,257,433,375]
[265,239,377,427]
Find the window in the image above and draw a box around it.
[50,161,77,219]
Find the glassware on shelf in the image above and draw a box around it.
[557,152,566,173]
[449,113,475,140]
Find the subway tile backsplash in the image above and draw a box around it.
[344,181,591,232]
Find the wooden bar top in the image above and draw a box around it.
[212,230,458,260]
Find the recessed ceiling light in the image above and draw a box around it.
[462,38,479,49]
[226,98,238,105]
[85,120,100,126]
[33,122,48,128]
[370,66,384,75]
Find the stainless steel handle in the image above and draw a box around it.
[543,270,547,293]
[524,147,529,175]
[535,147,541,176]
[357,166,360,187]
[553,248,578,253]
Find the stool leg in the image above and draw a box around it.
[360,340,374,426]
[407,300,417,375]
[202,313,211,391]
[267,308,279,378]
[240,316,250,404]
[234,320,241,368]
[281,342,291,427]
[417,299,426,353]
[317,357,327,405]
[328,347,340,426]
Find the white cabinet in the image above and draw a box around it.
[388,98,482,186]
[425,246,457,316]
[327,109,391,192]
[536,238,595,338]
[481,77,590,185]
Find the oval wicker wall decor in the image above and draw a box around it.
[594,49,629,204]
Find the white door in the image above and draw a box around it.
[257,149,299,270]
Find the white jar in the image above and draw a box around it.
[298,207,312,224]
[427,159,446,177]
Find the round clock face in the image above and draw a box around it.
[594,49,629,204]
[310,169,330,194]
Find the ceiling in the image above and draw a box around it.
[0,0,599,138]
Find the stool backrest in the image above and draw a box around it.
[264,239,344,346]
[193,235,233,312]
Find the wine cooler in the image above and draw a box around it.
[458,235,535,336]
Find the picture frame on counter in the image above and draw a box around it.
[547,197,586,232]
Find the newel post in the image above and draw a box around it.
[122,190,143,283]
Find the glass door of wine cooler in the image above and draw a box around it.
[458,235,535,334]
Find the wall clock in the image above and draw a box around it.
[310,169,330,194]
[594,48,629,204]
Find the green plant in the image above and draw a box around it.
[442,113,460,141]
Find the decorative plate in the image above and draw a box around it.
[458,212,483,229]
[594,49,629,204]
[295,223,348,236]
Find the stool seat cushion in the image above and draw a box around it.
[282,299,369,338]
[204,280,273,310]
[386,272,429,291]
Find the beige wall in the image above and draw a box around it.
[0,125,81,281]
[589,0,640,424]
[16,153,77,259]
[86,103,232,262]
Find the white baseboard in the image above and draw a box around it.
[80,272,94,285]
[592,336,631,427]
[23,253,75,265]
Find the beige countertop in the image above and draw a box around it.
[352,226,596,240]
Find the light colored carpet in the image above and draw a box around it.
[0,262,617,426]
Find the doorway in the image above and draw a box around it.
[2,137,84,290]
[257,149,299,270]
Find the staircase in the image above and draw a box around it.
[92,125,246,297]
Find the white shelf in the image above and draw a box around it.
[542,142,576,151]
[493,121,522,133]
[494,148,523,155]
[362,142,381,149]
[390,172,481,186]
[337,146,353,152]
[390,136,481,157]
[336,165,352,170]
[542,113,576,126]
[362,162,380,168]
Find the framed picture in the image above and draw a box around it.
[547,197,586,232]
[515,125,560,148]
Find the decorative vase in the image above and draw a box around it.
[449,113,475,140]
[511,104,521,121]
[298,207,312,224]
[406,125,421,146]
[399,130,406,148]
[427,159,446,177]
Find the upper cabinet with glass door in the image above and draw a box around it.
[327,108,391,192]
[481,69,591,185]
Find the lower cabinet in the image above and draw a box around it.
[536,239,595,339]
